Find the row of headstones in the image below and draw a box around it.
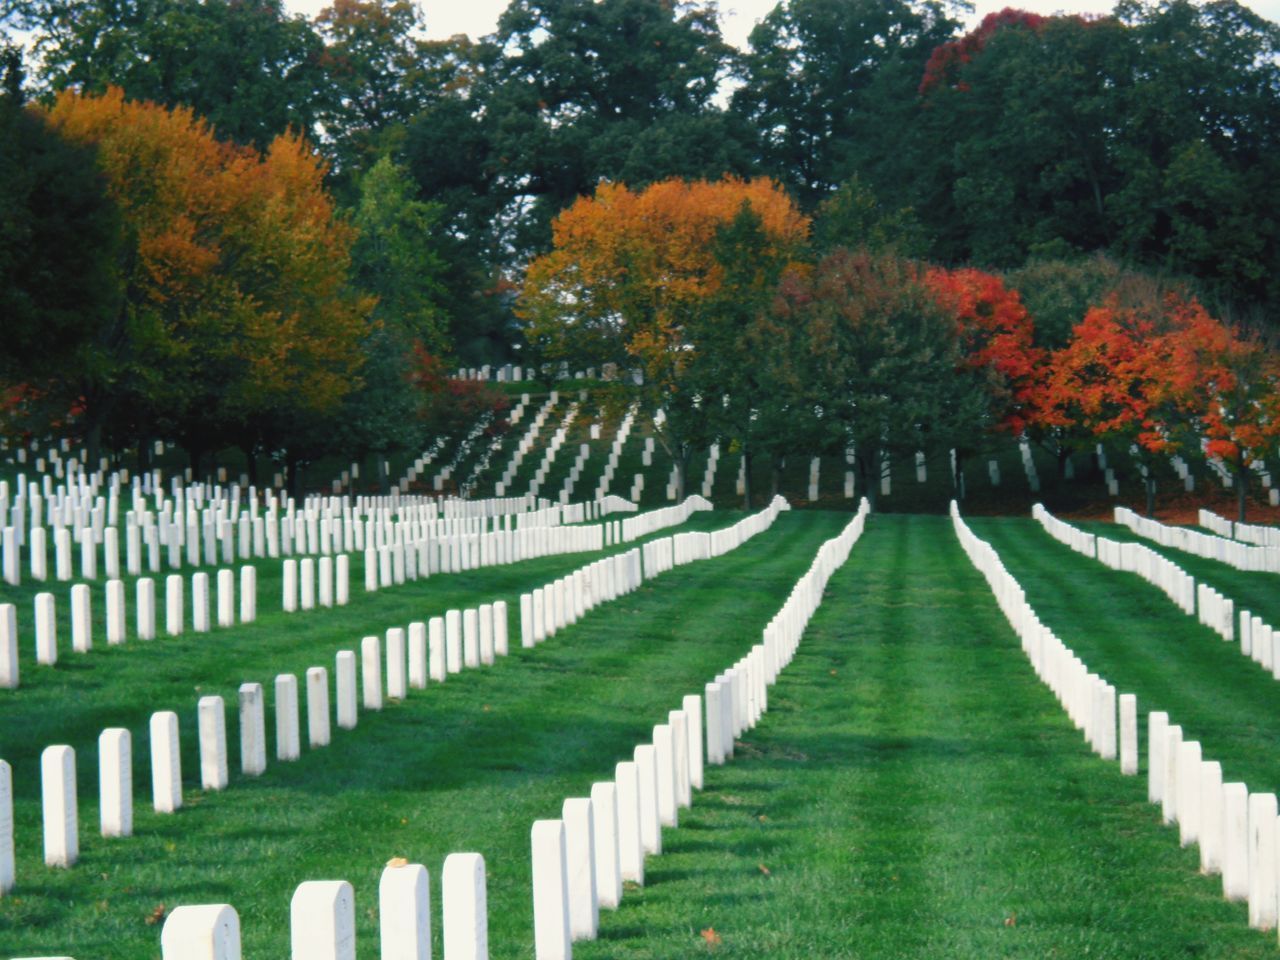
[952,501,1280,937]
[2,477,552,589]
[620,494,712,543]
[45,502,874,960]
[519,550,641,648]
[528,403,581,499]
[698,444,721,500]
[5,603,512,891]
[281,555,351,612]
[1201,508,1280,549]
[0,567,259,688]
[495,395,558,497]
[1117,506,1280,575]
[356,524,606,598]
[1196,582,1236,642]
[432,408,500,492]
[702,496,790,559]
[593,404,638,501]
[560,443,591,505]
[1238,613,1280,680]
[1033,503,1196,613]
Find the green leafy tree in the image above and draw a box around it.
[0,75,121,409]
[733,0,959,208]
[18,0,329,149]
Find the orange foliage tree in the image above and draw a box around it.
[1036,297,1190,515]
[1161,304,1280,522]
[925,266,1043,496]
[43,86,373,474]
[519,177,810,498]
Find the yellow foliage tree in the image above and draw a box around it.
[44,86,373,470]
[520,177,809,497]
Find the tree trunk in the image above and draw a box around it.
[241,444,259,487]
[1056,445,1070,481]
[953,449,966,502]
[286,451,303,501]
[138,436,152,475]
[675,452,687,502]
[377,455,390,495]
[1145,475,1156,518]
[1237,450,1249,524]
[188,444,204,481]
[85,420,103,473]
[770,456,782,501]
[860,452,877,513]
[741,447,753,511]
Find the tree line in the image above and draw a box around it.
[1,0,1278,500]
[522,176,1280,522]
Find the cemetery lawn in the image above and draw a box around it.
[0,509,847,958]
[574,514,1276,959]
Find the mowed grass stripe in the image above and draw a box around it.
[573,514,1271,959]
[1079,517,1280,641]
[0,510,845,959]
[972,516,1280,795]
[0,511,740,778]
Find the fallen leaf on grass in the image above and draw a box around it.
[758,863,771,876]
[145,904,166,925]
[1004,912,1017,927]
[386,857,409,868]
[701,927,722,949]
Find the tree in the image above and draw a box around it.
[19,0,330,150]
[44,86,373,471]
[776,248,987,511]
[925,266,1043,496]
[687,204,812,508]
[0,76,121,403]
[1160,303,1280,522]
[1037,298,1184,516]
[733,0,959,209]
[519,176,810,500]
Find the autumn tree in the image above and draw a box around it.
[1159,304,1280,522]
[520,177,810,499]
[44,86,373,474]
[925,266,1043,496]
[1036,297,1187,516]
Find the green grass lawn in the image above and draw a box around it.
[576,514,1276,958]
[4,510,1275,958]
[0,509,833,958]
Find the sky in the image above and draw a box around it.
[284,0,1280,45]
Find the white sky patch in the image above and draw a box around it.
[283,0,1279,45]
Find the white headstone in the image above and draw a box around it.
[275,673,301,761]
[0,603,17,687]
[70,583,92,652]
[161,904,242,960]
[493,600,509,656]
[614,761,643,884]
[41,744,78,867]
[562,798,599,941]
[1222,782,1249,901]
[0,759,13,891]
[386,628,407,700]
[445,610,462,673]
[429,617,446,682]
[291,880,356,960]
[442,853,487,960]
[634,744,661,855]
[150,711,182,813]
[137,576,156,640]
[589,782,621,910]
[379,861,430,960]
[336,650,358,729]
[106,578,126,645]
[35,591,57,665]
[1118,693,1137,775]
[362,635,383,710]
[531,819,573,960]
[198,695,229,790]
[1249,792,1278,929]
[99,727,132,837]
[652,724,678,828]
[238,682,267,775]
[307,667,331,748]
